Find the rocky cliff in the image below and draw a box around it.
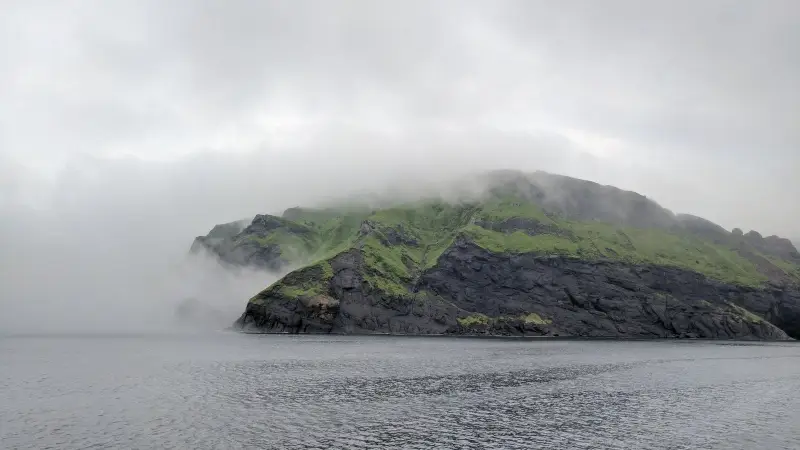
[194,170,800,339]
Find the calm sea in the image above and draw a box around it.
[2,333,799,449]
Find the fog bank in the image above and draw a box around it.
[1,0,798,332]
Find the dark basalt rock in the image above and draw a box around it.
[238,250,462,334]
[236,240,799,340]
[422,240,796,339]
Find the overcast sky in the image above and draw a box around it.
[1,0,798,331]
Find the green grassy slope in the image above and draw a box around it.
[464,195,773,286]
[357,201,479,297]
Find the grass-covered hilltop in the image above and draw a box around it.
[192,170,800,339]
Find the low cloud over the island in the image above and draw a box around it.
[0,0,798,332]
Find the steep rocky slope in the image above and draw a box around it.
[193,170,800,339]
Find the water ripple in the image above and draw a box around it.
[2,335,799,449]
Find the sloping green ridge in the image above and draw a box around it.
[236,208,368,263]
[243,194,800,305]
[465,195,772,286]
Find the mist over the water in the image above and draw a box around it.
[0,203,282,334]
[1,0,798,333]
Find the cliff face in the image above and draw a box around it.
[237,240,797,340]
[194,170,800,339]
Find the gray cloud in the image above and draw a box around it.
[0,0,797,332]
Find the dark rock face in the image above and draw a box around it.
[422,240,796,340]
[236,240,800,340]
[237,250,461,334]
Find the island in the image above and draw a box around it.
[191,170,800,339]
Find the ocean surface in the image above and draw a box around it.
[2,333,800,450]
